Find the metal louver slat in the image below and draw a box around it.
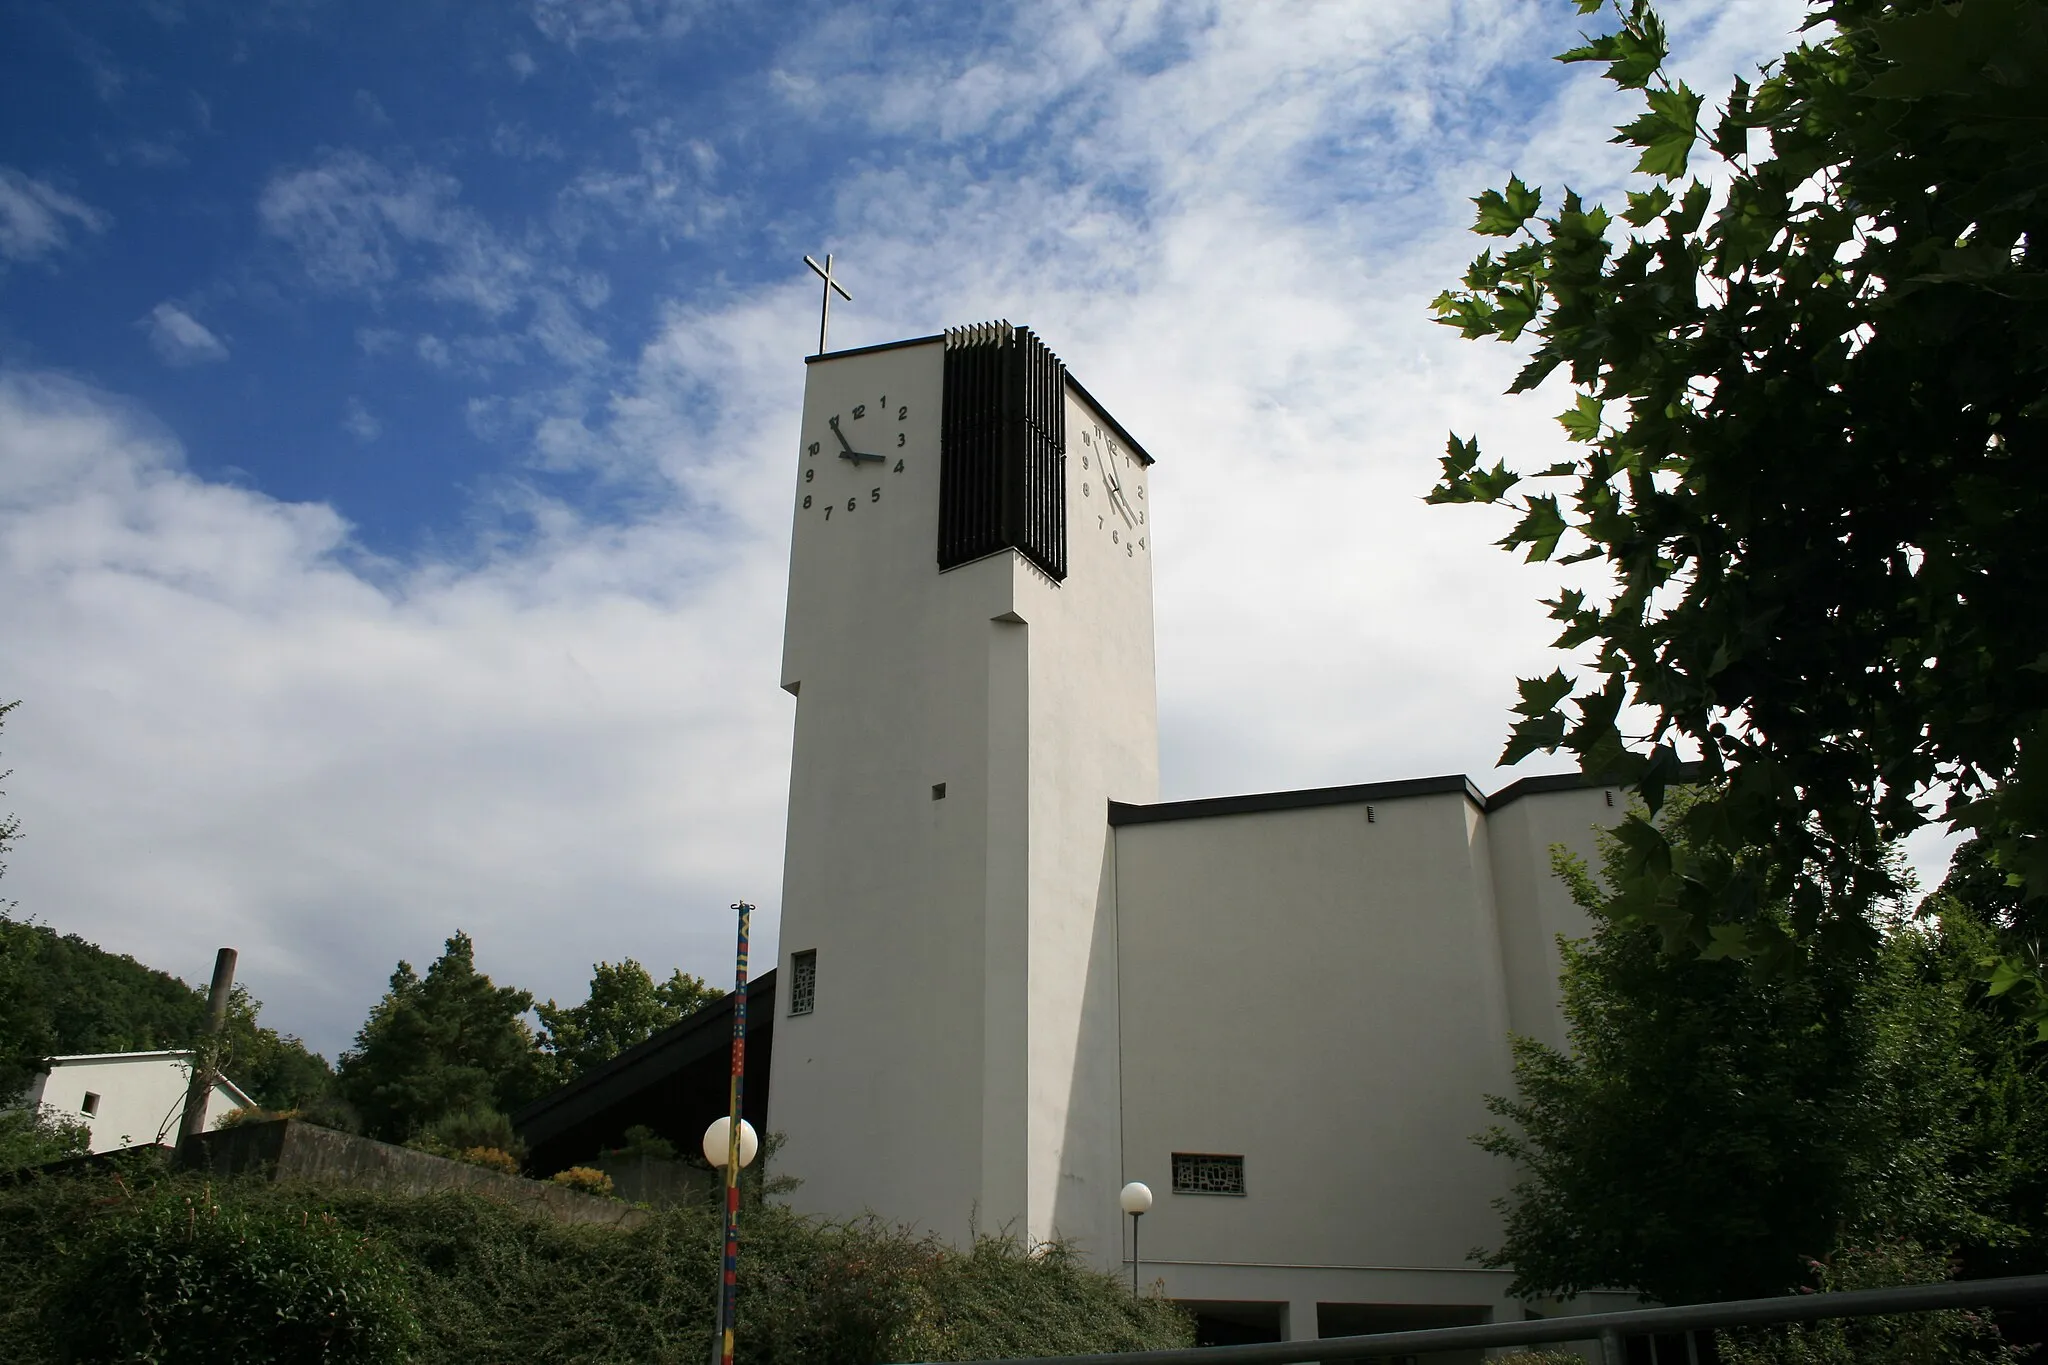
[938,321,1067,580]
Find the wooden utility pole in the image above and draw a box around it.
[177,947,238,1144]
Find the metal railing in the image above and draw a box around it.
[922,1272,2048,1365]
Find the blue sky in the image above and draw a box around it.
[2,0,1875,1059]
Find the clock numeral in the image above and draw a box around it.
[803,495,812,509]
[893,459,905,473]
[879,395,886,408]
[1082,482,1090,497]
[1112,530,1119,544]
[808,442,820,457]
[897,432,905,447]
[897,405,907,421]
[1082,454,1090,469]
[824,504,832,520]
[1137,510,1144,524]
[1139,538,1146,550]
[869,487,880,503]
[1127,543,1134,557]
[1137,486,1145,500]
[847,497,856,511]
[1098,516,1104,529]
[852,404,866,419]
[805,468,815,483]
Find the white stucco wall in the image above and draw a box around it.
[1113,787,1517,1279]
[1108,780,1620,1321]
[1485,782,1619,1052]
[768,336,1157,1252]
[23,1051,252,1153]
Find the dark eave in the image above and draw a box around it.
[512,969,776,1148]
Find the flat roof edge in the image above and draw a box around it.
[1110,774,1484,827]
[804,334,943,364]
[1483,770,1611,811]
[803,330,1156,466]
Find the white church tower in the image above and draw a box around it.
[769,324,1159,1257]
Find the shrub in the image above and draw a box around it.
[1717,1239,2021,1364]
[213,1104,297,1130]
[550,1166,615,1197]
[44,1180,419,1365]
[604,1124,676,1161]
[0,1105,87,1172]
[415,1106,522,1160]
[1494,1354,1584,1365]
[455,1146,520,1176]
[0,1170,1192,1365]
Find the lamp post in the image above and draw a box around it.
[1119,1181,1153,1299]
[703,1117,758,1365]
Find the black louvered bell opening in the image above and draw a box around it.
[938,321,1067,580]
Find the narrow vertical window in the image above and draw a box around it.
[789,950,817,1016]
[81,1091,100,1116]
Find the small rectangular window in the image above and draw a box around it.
[789,950,817,1016]
[81,1091,100,1116]
[932,782,947,800]
[1171,1152,1245,1195]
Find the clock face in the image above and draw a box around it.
[1077,423,1148,561]
[798,393,912,524]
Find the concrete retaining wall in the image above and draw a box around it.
[178,1119,646,1229]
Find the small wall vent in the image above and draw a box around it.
[1171,1152,1246,1196]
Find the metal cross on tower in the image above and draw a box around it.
[804,252,851,356]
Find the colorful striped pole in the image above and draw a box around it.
[719,900,752,1365]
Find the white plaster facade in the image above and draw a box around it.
[20,1051,254,1153]
[766,328,1626,1349]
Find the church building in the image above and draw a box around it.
[767,323,1622,1343]
[519,322,1623,1349]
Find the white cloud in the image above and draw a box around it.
[0,167,110,268]
[528,0,720,47]
[0,368,794,1056]
[142,302,230,367]
[342,396,381,442]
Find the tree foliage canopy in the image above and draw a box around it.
[1429,0,2048,1022]
[336,931,544,1141]
[0,918,335,1110]
[536,958,721,1084]
[1480,821,2048,1308]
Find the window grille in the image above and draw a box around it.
[1171,1152,1245,1195]
[789,950,817,1016]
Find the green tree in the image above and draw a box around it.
[336,931,543,1141]
[1480,823,2048,1307]
[536,959,722,1083]
[1427,0,2048,1021]
[0,919,334,1109]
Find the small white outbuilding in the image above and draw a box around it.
[19,1051,254,1153]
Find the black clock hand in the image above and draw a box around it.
[829,416,883,464]
[1097,431,1134,521]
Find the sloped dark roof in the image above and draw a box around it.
[512,970,775,1174]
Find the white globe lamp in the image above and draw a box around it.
[1119,1180,1153,1297]
[701,1116,759,1169]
